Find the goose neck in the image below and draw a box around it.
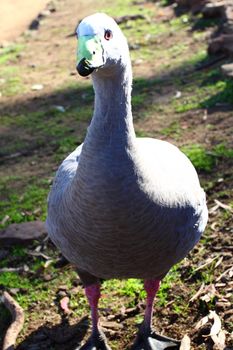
[88,66,134,142]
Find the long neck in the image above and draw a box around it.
[84,62,135,149]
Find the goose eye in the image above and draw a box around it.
[104,29,113,41]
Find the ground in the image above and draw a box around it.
[0,0,233,349]
[0,0,50,43]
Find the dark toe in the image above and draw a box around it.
[131,330,180,350]
[78,331,112,350]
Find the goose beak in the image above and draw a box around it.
[77,35,104,76]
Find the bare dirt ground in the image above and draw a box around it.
[0,0,233,349]
[0,0,50,43]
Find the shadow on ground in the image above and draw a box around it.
[16,316,89,350]
[1,54,232,165]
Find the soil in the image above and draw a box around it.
[0,0,51,43]
[0,0,233,349]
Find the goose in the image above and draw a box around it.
[46,13,208,350]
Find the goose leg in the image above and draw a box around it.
[131,280,180,350]
[79,283,111,350]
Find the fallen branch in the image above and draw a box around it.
[1,291,25,350]
[0,266,29,273]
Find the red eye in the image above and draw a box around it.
[104,29,113,41]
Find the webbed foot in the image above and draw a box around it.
[78,330,112,350]
[131,328,180,350]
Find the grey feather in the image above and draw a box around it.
[46,13,208,284]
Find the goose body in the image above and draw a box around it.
[46,13,208,350]
[47,137,207,280]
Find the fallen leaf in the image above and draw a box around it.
[211,329,226,350]
[209,311,221,336]
[195,315,209,330]
[180,334,191,350]
[200,284,217,303]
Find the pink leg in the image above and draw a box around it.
[131,279,180,349]
[85,283,101,334]
[143,279,160,330]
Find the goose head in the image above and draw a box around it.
[76,13,130,77]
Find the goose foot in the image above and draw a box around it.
[131,328,180,350]
[78,330,112,350]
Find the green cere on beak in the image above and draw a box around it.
[77,35,104,76]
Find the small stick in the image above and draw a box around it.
[1,291,25,350]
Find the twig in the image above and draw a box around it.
[189,283,205,303]
[0,266,29,273]
[27,250,52,260]
[193,256,219,272]
[1,291,25,350]
[214,199,233,213]
[216,266,233,282]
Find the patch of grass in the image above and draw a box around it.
[173,69,233,113]
[119,279,146,299]
[101,279,145,309]
[135,129,150,138]
[0,63,25,96]
[161,121,181,139]
[181,142,233,173]
[213,143,233,159]
[182,144,215,172]
[0,183,48,227]
[201,79,233,108]
[0,45,24,65]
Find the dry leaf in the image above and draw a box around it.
[200,284,217,303]
[209,311,221,336]
[180,334,191,350]
[211,329,226,350]
[195,315,209,330]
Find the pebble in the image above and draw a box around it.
[53,105,66,113]
[57,290,67,297]
[174,90,182,99]
[31,84,44,91]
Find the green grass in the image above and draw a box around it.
[0,45,24,65]
[174,70,233,113]
[181,143,233,172]
[0,66,24,96]
[182,144,215,172]
[161,121,181,139]
[0,182,48,227]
